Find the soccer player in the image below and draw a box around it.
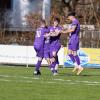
[44,30,51,67]
[49,18,62,75]
[34,19,49,75]
[61,12,83,75]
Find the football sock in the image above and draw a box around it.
[74,55,80,65]
[69,54,75,63]
[35,60,42,71]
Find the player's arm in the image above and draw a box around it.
[44,32,59,37]
[61,25,77,34]
[50,31,60,37]
[44,31,60,37]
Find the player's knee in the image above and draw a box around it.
[73,51,77,56]
[51,57,55,63]
[67,49,73,55]
[67,51,72,55]
[38,57,43,61]
[45,58,51,65]
[52,51,57,57]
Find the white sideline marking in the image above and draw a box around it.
[0,74,100,85]
[54,79,71,82]
[46,81,76,85]
[86,84,100,86]
[0,74,35,79]
[46,82,57,84]
[0,79,77,85]
[34,77,39,80]
[0,75,16,78]
[0,78,100,86]
[0,79,33,83]
[0,79,11,82]
[18,80,33,83]
[75,80,100,84]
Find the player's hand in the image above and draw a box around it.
[55,29,60,34]
[60,30,63,33]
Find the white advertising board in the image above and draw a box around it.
[0,45,64,66]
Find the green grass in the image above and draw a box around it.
[0,66,100,100]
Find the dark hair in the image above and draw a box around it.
[54,17,60,23]
[67,12,76,17]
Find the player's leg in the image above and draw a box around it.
[49,47,55,73]
[50,51,59,75]
[52,43,61,75]
[49,50,57,74]
[68,49,75,63]
[55,55,59,72]
[45,58,51,65]
[68,39,83,73]
[44,47,51,69]
[68,43,78,72]
[50,51,56,70]
[71,50,79,72]
[34,57,43,75]
[50,43,61,75]
[72,40,83,75]
[52,51,58,75]
[44,52,51,68]
[67,49,78,72]
[73,51,83,75]
[34,47,43,75]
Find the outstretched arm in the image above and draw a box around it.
[50,31,60,37]
[61,25,77,34]
[44,30,61,38]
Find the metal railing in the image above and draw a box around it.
[80,30,100,48]
[0,29,100,48]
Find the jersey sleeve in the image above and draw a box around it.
[72,21,78,27]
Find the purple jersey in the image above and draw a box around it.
[49,26,62,57]
[68,19,80,50]
[49,26,62,45]
[69,19,80,42]
[34,27,48,49]
[44,29,50,58]
[34,27,49,57]
[44,31,50,46]
[44,36,50,49]
[44,28,50,50]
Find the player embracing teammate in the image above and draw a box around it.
[34,18,62,75]
[48,18,62,75]
[34,19,50,75]
[34,12,84,75]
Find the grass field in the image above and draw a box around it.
[0,65,100,100]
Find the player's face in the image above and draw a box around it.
[67,16,72,21]
[54,21,59,27]
[68,16,74,21]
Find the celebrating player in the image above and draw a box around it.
[61,12,83,75]
[34,19,50,75]
[48,18,62,75]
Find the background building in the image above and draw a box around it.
[0,0,51,31]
